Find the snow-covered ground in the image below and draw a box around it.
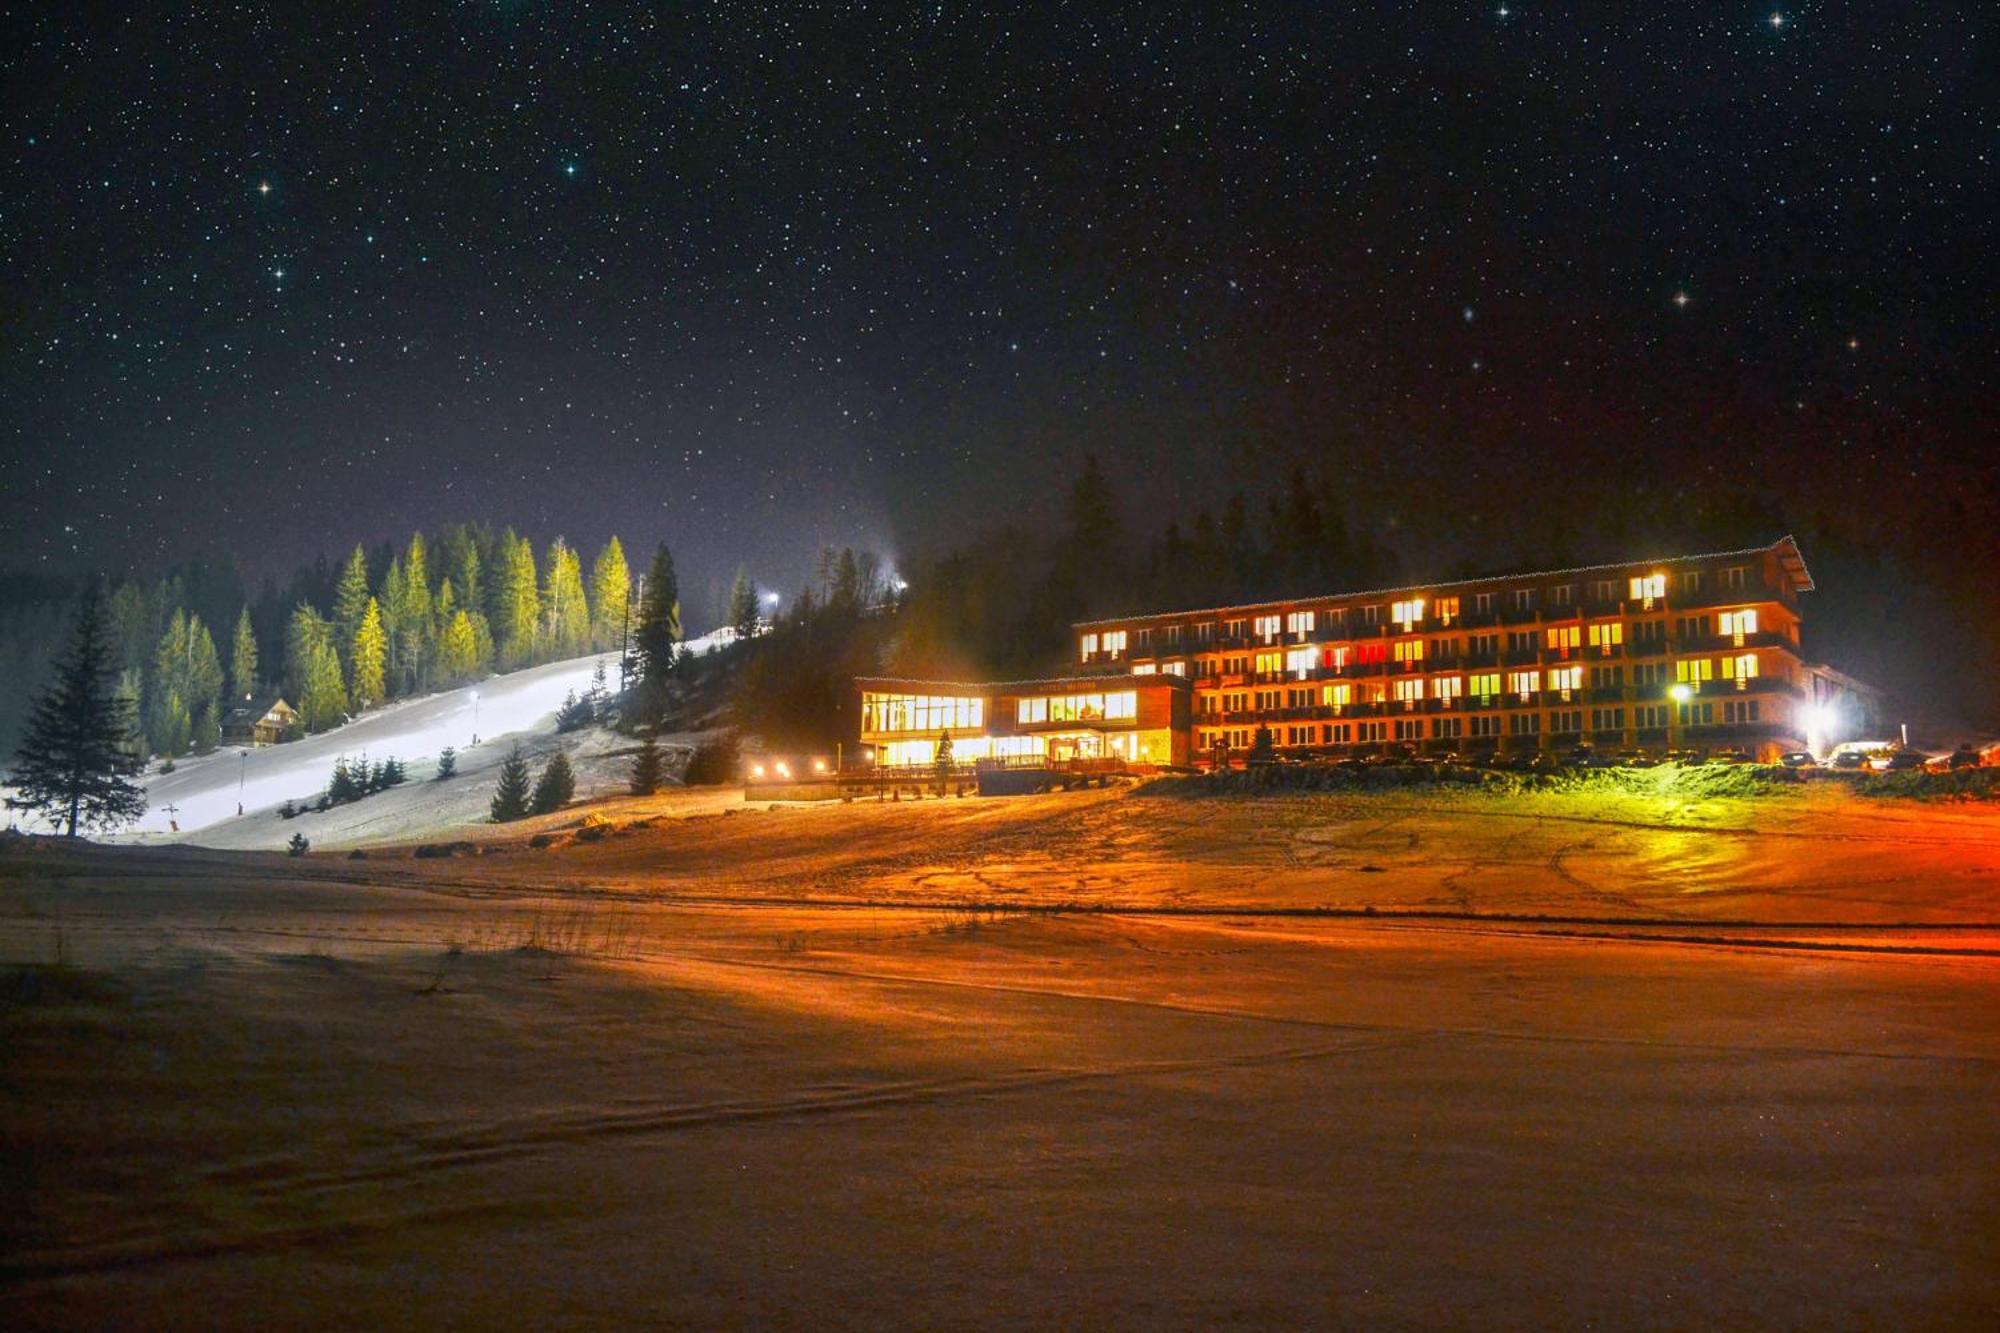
[20,632,732,851]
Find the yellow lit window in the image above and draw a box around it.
[1546,625,1581,651]
[1549,665,1582,694]
[1162,661,1186,677]
[1434,675,1463,700]
[1721,653,1758,680]
[1435,596,1460,625]
[1322,683,1353,708]
[1718,610,1758,642]
[864,693,984,734]
[1508,669,1541,697]
[1131,663,1156,675]
[1360,681,1386,704]
[1630,574,1666,602]
[1394,638,1426,663]
[1255,650,1284,675]
[1393,678,1425,703]
[1285,610,1315,636]
[1470,672,1500,699]
[1676,658,1715,683]
[1078,633,1098,662]
[1254,614,1282,641]
[1391,598,1426,629]
[1102,630,1127,655]
[1286,647,1316,678]
[1588,621,1623,648]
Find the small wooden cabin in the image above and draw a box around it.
[221,695,299,746]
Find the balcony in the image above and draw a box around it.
[1500,605,1540,625]
[1460,650,1500,670]
[1588,686,1627,703]
[1501,649,1540,668]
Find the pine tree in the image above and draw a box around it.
[380,756,406,787]
[435,746,458,780]
[147,609,223,756]
[350,597,387,709]
[529,750,576,814]
[327,757,361,805]
[434,609,481,685]
[490,744,532,822]
[934,729,954,796]
[397,533,433,692]
[192,701,220,754]
[288,605,348,732]
[497,532,541,667]
[332,545,371,666]
[629,732,664,795]
[229,606,259,702]
[728,567,759,641]
[633,544,682,681]
[589,536,631,651]
[10,585,148,836]
[155,688,191,759]
[542,538,590,658]
[555,688,594,733]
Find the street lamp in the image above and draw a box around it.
[470,690,481,746]
[1668,682,1692,759]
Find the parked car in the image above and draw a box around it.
[1710,747,1755,764]
[1945,744,1980,771]
[1831,750,1870,770]
[1616,749,1658,768]
[1874,749,1927,772]
[1779,751,1817,768]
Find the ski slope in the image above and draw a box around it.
[78,632,731,848]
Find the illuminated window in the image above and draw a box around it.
[1470,672,1500,700]
[1507,669,1541,698]
[1359,681,1386,705]
[1588,621,1623,648]
[1286,647,1317,678]
[1718,610,1758,642]
[1078,633,1098,662]
[1391,598,1425,629]
[1131,663,1156,675]
[1029,691,1139,723]
[1322,683,1353,709]
[1545,625,1581,652]
[1285,610,1315,637]
[1630,574,1666,603]
[1675,658,1715,683]
[864,693,984,734]
[1435,596,1460,625]
[1434,675,1463,701]
[1721,653,1758,682]
[1102,630,1127,656]
[1162,660,1187,677]
[1255,650,1284,676]
[1356,641,1388,665]
[1017,697,1046,724]
[1393,678,1425,703]
[1394,638,1426,663]
[1254,614,1282,642]
[1549,665,1582,695]
[1323,645,1351,670]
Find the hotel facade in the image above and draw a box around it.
[1077,536,1815,763]
[856,537,1818,769]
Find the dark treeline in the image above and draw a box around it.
[728,456,2000,750]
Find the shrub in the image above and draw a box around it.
[684,731,740,786]
[287,832,310,857]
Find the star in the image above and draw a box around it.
[1672,291,1690,309]
[1769,12,1785,28]
[564,163,579,176]
[257,181,272,195]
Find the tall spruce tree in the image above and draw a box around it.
[10,585,147,836]
[287,605,347,731]
[148,610,223,757]
[497,532,541,667]
[435,609,481,685]
[589,536,631,651]
[229,606,259,701]
[332,545,371,666]
[350,597,387,709]
[728,567,759,641]
[489,744,531,822]
[397,533,434,692]
[631,543,683,718]
[541,538,590,658]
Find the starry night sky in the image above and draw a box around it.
[3,5,1992,611]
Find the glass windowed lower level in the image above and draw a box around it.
[873,729,1155,768]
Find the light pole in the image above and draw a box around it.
[470,690,481,746]
[237,751,247,817]
[1668,682,1692,758]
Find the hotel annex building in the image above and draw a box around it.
[858,536,1818,768]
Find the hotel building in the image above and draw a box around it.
[1073,536,1816,763]
[855,674,1192,770]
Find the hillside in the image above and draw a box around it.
[90,634,728,851]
